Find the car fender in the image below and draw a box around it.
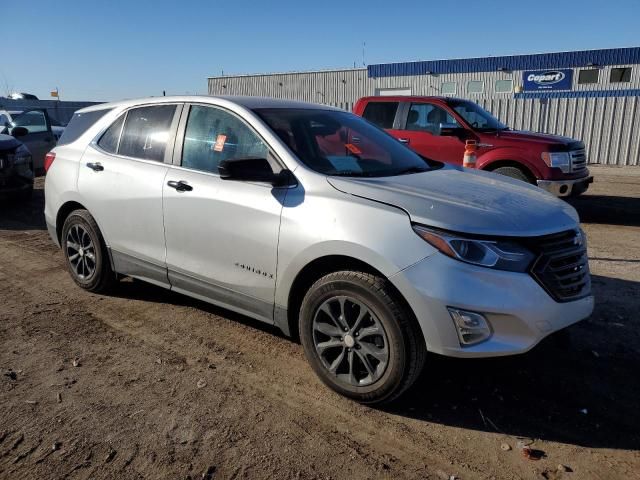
[477,147,542,179]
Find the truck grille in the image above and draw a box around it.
[527,230,591,302]
[570,149,587,172]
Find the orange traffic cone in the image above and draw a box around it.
[463,140,477,168]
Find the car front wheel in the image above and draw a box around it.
[299,271,426,405]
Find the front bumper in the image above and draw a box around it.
[390,252,594,358]
[537,175,593,197]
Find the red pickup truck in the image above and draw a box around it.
[354,96,593,196]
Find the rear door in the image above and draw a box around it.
[7,109,56,172]
[398,102,465,164]
[78,103,183,287]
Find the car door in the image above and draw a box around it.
[162,103,286,324]
[7,109,56,172]
[399,102,466,164]
[78,103,183,288]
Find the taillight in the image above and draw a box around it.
[44,152,56,172]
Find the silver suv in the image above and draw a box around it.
[45,96,594,404]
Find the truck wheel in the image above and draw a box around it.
[569,182,589,197]
[61,209,116,293]
[491,166,534,184]
[299,271,426,405]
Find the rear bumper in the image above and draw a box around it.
[537,175,593,197]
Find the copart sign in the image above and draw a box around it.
[522,69,573,91]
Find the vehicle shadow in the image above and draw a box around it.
[0,182,46,231]
[566,194,640,227]
[387,274,640,451]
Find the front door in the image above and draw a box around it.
[162,104,286,324]
[399,102,465,164]
[8,109,56,172]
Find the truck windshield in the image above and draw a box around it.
[447,99,507,132]
[254,108,433,177]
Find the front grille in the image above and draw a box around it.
[526,230,591,302]
[570,149,587,172]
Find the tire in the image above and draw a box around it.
[299,271,426,405]
[491,166,533,184]
[61,209,115,293]
[569,182,589,197]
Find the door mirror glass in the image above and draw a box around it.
[218,157,289,186]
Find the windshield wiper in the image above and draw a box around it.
[326,170,372,177]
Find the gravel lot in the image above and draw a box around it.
[1,168,639,480]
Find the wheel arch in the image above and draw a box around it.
[283,254,418,342]
[55,200,88,244]
[481,159,538,183]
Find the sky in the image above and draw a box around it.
[3,0,639,102]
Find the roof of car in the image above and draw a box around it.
[77,95,340,114]
[358,95,454,103]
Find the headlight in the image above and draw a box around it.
[541,151,570,173]
[413,225,536,272]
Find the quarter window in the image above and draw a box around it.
[361,102,399,129]
[610,67,632,83]
[405,103,459,135]
[440,82,457,95]
[181,105,270,174]
[118,105,176,162]
[495,79,513,93]
[59,109,111,146]
[467,81,484,94]
[97,114,125,154]
[578,69,599,84]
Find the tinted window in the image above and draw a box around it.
[97,114,125,153]
[467,81,484,93]
[118,105,176,161]
[256,108,433,177]
[11,110,48,133]
[58,109,111,146]
[578,69,599,84]
[182,105,269,174]
[406,103,459,135]
[362,102,398,129]
[610,67,631,83]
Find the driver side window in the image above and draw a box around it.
[405,103,458,135]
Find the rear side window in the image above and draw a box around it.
[97,114,125,153]
[362,102,398,129]
[118,105,176,162]
[57,109,111,146]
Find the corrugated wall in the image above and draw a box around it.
[208,68,640,166]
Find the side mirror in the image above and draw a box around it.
[218,157,292,186]
[11,126,29,138]
[439,122,464,136]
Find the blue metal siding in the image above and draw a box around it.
[368,47,640,78]
[515,88,640,100]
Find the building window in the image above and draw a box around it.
[610,67,632,83]
[578,69,599,84]
[440,82,456,95]
[467,80,484,94]
[495,79,513,93]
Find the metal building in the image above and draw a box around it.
[208,47,640,166]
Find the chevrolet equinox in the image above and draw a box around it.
[44,96,594,404]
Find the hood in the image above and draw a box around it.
[492,130,584,150]
[0,133,22,152]
[327,166,579,237]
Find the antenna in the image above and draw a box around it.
[362,41,366,67]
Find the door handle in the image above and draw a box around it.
[398,138,410,144]
[86,162,104,172]
[167,180,193,192]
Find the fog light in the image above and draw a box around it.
[448,308,492,346]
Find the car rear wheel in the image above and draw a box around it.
[299,271,426,405]
[492,166,533,184]
[61,209,115,293]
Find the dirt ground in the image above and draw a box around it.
[1,167,639,480]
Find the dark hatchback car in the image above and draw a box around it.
[0,131,34,199]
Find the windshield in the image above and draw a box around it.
[254,108,432,177]
[447,99,507,132]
